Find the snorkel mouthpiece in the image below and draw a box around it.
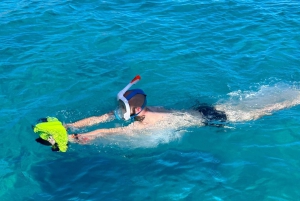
[116,75,142,121]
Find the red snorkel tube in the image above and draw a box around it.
[117,75,141,99]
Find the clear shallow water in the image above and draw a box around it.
[1,0,300,200]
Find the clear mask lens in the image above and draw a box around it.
[114,100,127,120]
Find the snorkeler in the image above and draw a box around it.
[65,75,300,144]
[66,75,178,142]
[33,75,300,148]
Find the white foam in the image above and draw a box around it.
[91,128,185,149]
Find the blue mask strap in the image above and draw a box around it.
[125,89,146,100]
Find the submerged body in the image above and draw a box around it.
[66,76,300,144]
[67,106,207,142]
[67,91,300,144]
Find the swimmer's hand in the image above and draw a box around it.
[68,134,92,144]
[47,136,56,145]
[64,123,72,130]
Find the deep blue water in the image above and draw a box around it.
[1,0,300,200]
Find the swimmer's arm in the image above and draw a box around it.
[68,122,146,142]
[79,127,126,137]
[68,127,129,142]
[82,122,146,136]
[66,112,114,128]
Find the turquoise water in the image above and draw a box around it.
[1,0,300,200]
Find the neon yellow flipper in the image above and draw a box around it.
[33,117,68,152]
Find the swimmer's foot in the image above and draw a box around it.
[68,134,91,144]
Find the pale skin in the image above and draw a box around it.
[66,106,173,143]
[66,93,300,144]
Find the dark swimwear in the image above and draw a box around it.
[196,105,227,127]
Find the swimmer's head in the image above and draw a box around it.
[115,75,147,121]
[126,90,147,120]
[115,89,147,121]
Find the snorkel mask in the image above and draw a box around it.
[114,75,147,121]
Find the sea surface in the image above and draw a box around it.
[1,0,300,200]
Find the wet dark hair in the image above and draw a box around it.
[124,90,147,122]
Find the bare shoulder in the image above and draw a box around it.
[147,106,171,113]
